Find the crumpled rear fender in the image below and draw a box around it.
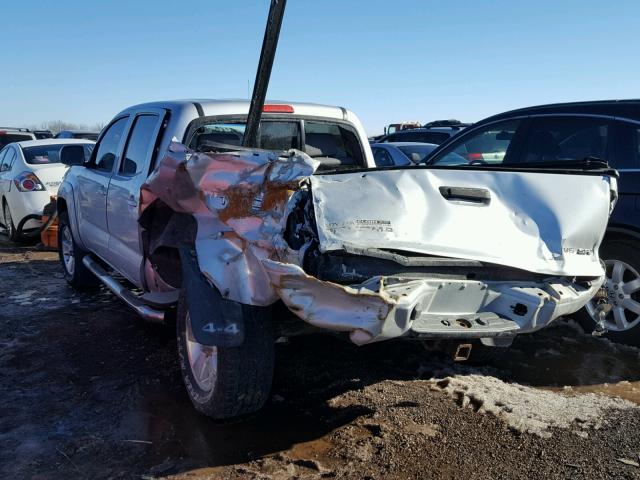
[140,142,319,305]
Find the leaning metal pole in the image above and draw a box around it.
[242,0,288,148]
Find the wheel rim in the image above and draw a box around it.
[61,226,75,275]
[586,259,640,332]
[185,313,218,392]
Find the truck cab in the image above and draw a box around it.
[58,99,374,289]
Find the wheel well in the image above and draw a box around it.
[139,199,197,289]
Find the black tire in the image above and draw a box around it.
[3,201,19,243]
[176,290,274,419]
[575,238,640,347]
[57,210,100,289]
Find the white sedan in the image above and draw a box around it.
[0,138,94,241]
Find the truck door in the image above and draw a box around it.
[75,116,129,259]
[106,111,165,285]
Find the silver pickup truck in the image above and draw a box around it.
[57,99,617,419]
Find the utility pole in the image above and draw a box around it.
[242,0,287,147]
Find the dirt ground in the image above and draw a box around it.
[1,236,640,480]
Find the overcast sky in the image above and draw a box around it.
[2,0,639,134]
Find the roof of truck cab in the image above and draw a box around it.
[117,99,350,120]
[477,99,640,125]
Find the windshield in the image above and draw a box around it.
[23,144,94,165]
[0,134,33,149]
[397,144,437,163]
[187,118,365,170]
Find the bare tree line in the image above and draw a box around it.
[24,120,105,135]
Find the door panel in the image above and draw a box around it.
[76,117,129,257]
[107,112,163,285]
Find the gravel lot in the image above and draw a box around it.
[1,236,639,479]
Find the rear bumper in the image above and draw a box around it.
[262,260,604,345]
[7,191,51,230]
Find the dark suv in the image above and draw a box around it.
[425,100,640,346]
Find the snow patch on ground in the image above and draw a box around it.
[430,373,637,438]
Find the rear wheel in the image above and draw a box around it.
[3,202,19,242]
[176,290,274,419]
[58,210,100,289]
[576,239,640,346]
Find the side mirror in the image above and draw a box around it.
[60,145,87,166]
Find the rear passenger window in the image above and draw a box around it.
[1,149,16,172]
[93,117,128,172]
[120,115,159,176]
[613,121,640,169]
[519,116,609,164]
[430,119,521,166]
[0,149,7,171]
[304,121,364,169]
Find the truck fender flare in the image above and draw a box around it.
[178,245,245,347]
[57,183,89,251]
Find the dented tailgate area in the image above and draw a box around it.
[140,142,614,345]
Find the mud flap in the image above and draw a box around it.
[178,245,245,347]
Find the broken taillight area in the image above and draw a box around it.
[14,172,46,192]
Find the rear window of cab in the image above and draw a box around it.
[187,118,365,170]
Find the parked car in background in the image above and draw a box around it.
[33,130,54,139]
[0,128,36,149]
[371,142,437,166]
[384,121,421,135]
[425,99,640,346]
[378,120,470,145]
[55,130,100,141]
[0,139,94,241]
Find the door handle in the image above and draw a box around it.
[97,185,107,196]
[439,186,491,205]
[127,195,138,207]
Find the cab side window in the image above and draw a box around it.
[120,115,159,176]
[93,117,128,172]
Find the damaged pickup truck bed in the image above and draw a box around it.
[56,100,617,419]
